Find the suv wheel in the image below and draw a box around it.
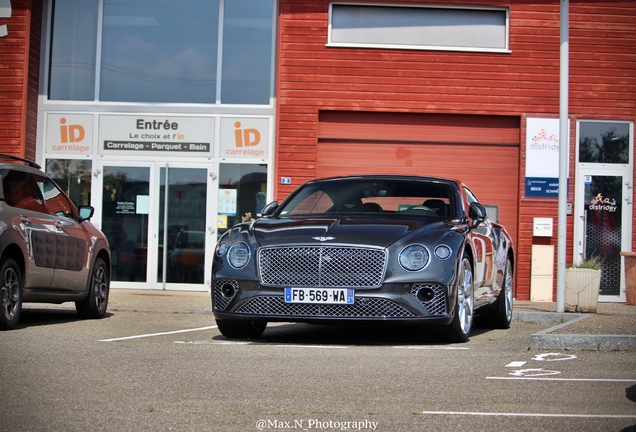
[0,257,23,330]
[75,258,110,319]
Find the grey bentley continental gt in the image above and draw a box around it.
[211,175,514,343]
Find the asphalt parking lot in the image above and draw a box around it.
[1,290,635,432]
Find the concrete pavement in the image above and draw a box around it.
[25,289,636,350]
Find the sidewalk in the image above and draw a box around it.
[514,300,636,350]
[104,290,636,350]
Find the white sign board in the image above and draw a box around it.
[525,118,569,197]
[220,117,269,159]
[99,115,215,155]
[45,113,94,156]
[218,189,237,216]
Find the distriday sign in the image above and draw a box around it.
[525,118,569,197]
[99,115,215,155]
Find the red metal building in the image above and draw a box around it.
[273,0,636,301]
[1,0,635,300]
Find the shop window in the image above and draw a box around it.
[45,159,93,208]
[48,0,99,100]
[221,0,274,104]
[217,163,268,238]
[47,0,274,105]
[100,0,219,103]
[328,4,509,53]
[578,121,631,165]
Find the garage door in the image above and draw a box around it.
[317,111,520,245]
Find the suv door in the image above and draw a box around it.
[34,174,91,291]
[2,169,56,289]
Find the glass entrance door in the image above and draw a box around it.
[95,162,214,290]
[100,165,151,284]
[157,166,209,288]
[575,171,632,302]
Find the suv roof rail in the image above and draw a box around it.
[0,154,41,170]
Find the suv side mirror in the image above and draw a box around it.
[468,202,487,229]
[78,205,95,222]
[261,201,279,217]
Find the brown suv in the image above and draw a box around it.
[0,154,111,329]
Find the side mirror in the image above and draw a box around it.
[78,205,94,222]
[261,201,279,217]
[468,202,487,229]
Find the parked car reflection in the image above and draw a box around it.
[168,230,205,283]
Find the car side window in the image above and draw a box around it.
[34,175,75,218]
[2,169,48,213]
[286,191,334,215]
[464,186,479,205]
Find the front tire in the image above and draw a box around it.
[75,257,110,319]
[441,254,474,343]
[483,258,513,329]
[216,319,267,339]
[0,257,23,330]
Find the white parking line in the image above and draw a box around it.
[487,377,636,383]
[99,326,218,342]
[420,411,636,419]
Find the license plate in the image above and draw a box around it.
[284,287,355,304]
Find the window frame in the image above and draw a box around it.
[327,2,510,54]
[576,120,634,167]
[43,0,277,106]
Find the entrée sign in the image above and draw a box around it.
[99,115,215,155]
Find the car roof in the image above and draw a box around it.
[304,174,461,186]
[0,154,42,170]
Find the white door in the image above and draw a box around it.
[92,161,216,291]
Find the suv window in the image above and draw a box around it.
[34,174,75,218]
[1,169,48,213]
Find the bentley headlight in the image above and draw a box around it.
[228,242,250,268]
[399,245,429,271]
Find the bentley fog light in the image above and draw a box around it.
[216,241,228,256]
[434,245,452,260]
[399,245,429,271]
[228,242,250,268]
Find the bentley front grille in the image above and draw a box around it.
[235,296,414,318]
[258,246,387,288]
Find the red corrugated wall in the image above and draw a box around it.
[275,0,636,300]
[0,0,41,160]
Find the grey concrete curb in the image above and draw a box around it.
[514,311,636,351]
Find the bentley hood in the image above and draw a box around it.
[250,216,448,248]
